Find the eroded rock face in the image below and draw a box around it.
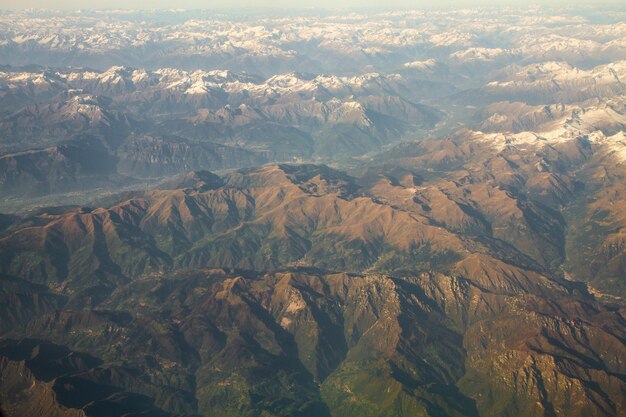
[1,268,623,417]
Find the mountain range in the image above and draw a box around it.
[1,6,626,417]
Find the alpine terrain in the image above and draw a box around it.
[0,5,625,417]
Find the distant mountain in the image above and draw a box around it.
[0,67,442,199]
[457,61,626,106]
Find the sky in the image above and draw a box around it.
[0,0,624,9]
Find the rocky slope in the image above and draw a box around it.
[1,145,625,416]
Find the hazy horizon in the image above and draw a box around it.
[1,0,625,10]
